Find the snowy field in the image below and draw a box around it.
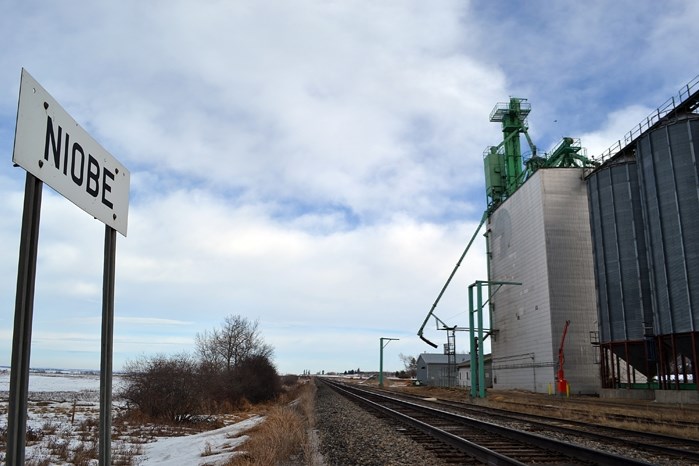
[0,368,263,465]
[0,370,104,393]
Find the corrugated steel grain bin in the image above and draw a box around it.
[636,116,699,335]
[587,160,653,344]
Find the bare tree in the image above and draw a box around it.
[399,353,417,377]
[195,315,274,372]
[194,328,224,368]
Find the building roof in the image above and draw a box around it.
[417,353,469,365]
[457,353,492,368]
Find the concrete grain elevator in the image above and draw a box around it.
[484,98,600,394]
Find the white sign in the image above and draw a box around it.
[12,69,130,236]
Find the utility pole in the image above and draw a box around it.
[379,337,399,387]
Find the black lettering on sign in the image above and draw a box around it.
[102,168,114,209]
[44,115,62,169]
[42,114,116,210]
[86,154,100,197]
[63,132,70,176]
[71,142,85,186]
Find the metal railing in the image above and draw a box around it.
[596,74,699,163]
[489,100,531,122]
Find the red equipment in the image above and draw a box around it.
[557,320,571,395]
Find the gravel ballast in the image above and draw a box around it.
[313,382,694,466]
[313,381,448,466]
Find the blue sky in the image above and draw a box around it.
[1,0,698,375]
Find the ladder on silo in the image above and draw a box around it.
[444,328,457,387]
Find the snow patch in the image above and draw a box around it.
[139,416,264,466]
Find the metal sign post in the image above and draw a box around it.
[8,69,129,465]
[6,173,43,465]
[99,225,117,465]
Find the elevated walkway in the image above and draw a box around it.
[595,74,699,167]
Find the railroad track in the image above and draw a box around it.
[371,385,699,464]
[321,379,652,465]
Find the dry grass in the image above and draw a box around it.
[1,378,317,466]
[227,380,319,466]
[112,442,144,466]
[228,406,304,465]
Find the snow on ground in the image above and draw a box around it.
[0,369,264,465]
[139,416,264,466]
[0,368,122,393]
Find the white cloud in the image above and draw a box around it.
[579,105,654,160]
[2,0,503,224]
[0,1,696,374]
[116,317,192,326]
[465,1,699,150]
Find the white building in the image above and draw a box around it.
[456,354,492,389]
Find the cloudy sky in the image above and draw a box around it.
[1,1,698,375]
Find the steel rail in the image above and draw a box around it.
[328,381,526,465]
[380,388,699,463]
[324,379,652,465]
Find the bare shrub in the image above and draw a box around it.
[281,374,299,386]
[68,441,98,466]
[196,360,231,407]
[41,420,58,435]
[46,435,69,459]
[25,426,45,444]
[120,353,202,421]
[228,355,282,404]
[75,417,98,442]
[119,317,282,424]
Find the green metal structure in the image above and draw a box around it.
[379,337,398,387]
[484,98,598,212]
[484,98,535,209]
[468,280,521,398]
[417,211,488,349]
